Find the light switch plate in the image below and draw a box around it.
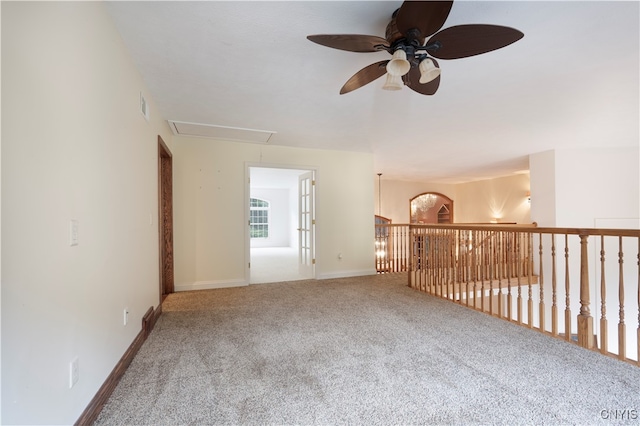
[69,220,79,246]
[69,357,79,388]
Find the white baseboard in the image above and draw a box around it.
[316,269,377,280]
[175,279,248,292]
[176,270,378,290]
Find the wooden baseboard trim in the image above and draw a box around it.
[75,304,161,426]
[154,303,163,325]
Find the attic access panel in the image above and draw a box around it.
[169,120,276,144]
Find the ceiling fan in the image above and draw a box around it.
[307,1,524,95]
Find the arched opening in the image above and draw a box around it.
[410,192,453,224]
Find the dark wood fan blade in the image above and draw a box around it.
[340,60,389,94]
[427,25,524,60]
[396,1,453,40]
[307,34,389,53]
[402,59,440,96]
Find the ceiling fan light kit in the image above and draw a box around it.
[382,73,404,91]
[418,58,440,84]
[386,49,411,76]
[307,1,523,96]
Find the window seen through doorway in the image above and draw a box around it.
[249,198,270,238]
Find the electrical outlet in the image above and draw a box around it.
[69,357,79,388]
[123,308,129,326]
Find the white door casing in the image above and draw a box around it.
[298,171,315,276]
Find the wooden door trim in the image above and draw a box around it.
[158,136,174,301]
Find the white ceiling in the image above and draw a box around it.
[106,1,639,184]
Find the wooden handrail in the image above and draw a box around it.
[410,223,640,238]
[395,223,640,367]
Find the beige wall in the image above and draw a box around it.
[375,174,531,225]
[2,2,173,424]
[455,174,531,223]
[172,137,376,290]
[374,179,457,223]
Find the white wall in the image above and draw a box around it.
[173,137,376,290]
[1,3,173,424]
[529,147,639,353]
[555,147,639,227]
[250,188,290,248]
[530,147,640,227]
[529,150,557,227]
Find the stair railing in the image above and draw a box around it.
[406,223,640,366]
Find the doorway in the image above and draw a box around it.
[158,136,174,300]
[247,166,316,284]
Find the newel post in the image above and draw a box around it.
[577,233,594,348]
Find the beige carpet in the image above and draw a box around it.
[94,274,640,425]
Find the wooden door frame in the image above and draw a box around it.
[158,136,174,301]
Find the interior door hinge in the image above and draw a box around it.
[312,219,316,225]
[312,259,316,265]
[248,262,251,268]
[312,180,316,186]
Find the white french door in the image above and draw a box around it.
[298,171,315,276]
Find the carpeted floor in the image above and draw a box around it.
[94,274,640,425]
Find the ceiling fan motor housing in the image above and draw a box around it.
[385,13,404,46]
[386,12,426,66]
